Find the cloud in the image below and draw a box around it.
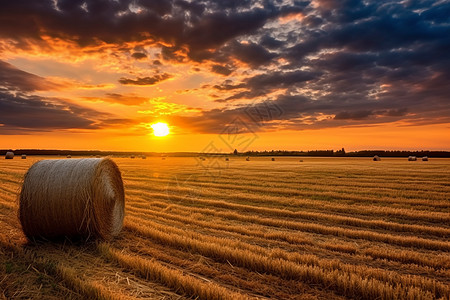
[0,60,62,91]
[118,73,172,85]
[334,110,373,120]
[0,90,104,133]
[83,93,150,106]
[168,88,450,134]
[210,64,234,76]
[0,1,302,62]
[225,41,277,67]
[213,70,321,101]
[131,52,147,60]
[1,0,449,135]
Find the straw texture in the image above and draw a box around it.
[19,158,125,241]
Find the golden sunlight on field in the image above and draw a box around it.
[0,157,449,299]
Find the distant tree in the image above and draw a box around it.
[233,149,238,155]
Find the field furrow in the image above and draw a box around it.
[1,157,449,299]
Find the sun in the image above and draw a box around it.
[150,122,170,137]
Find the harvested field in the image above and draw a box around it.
[0,156,449,299]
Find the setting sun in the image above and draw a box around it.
[150,122,170,137]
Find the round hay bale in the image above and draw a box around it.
[246,157,250,161]
[225,157,229,161]
[66,155,71,158]
[5,151,14,159]
[271,157,275,161]
[422,156,428,161]
[19,158,125,241]
[373,155,381,161]
[21,154,27,159]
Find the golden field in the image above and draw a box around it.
[0,156,449,299]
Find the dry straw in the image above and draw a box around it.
[19,158,125,241]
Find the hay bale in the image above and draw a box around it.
[373,155,381,161]
[246,157,250,161]
[422,156,428,161]
[299,160,303,162]
[408,156,417,161]
[66,155,71,158]
[130,155,135,159]
[271,157,275,161]
[21,154,27,159]
[19,158,125,241]
[225,157,229,161]
[5,151,14,159]
[141,155,146,159]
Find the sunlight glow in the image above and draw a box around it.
[150,122,170,137]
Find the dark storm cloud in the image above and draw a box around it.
[0,0,300,59]
[214,70,321,101]
[334,110,373,120]
[0,60,61,91]
[0,0,449,133]
[131,52,148,60]
[118,73,172,85]
[212,81,246,91]
[0,90,104,133]
[211,65,234,76]
[171,87,449,133]
[224,41,276,67]
[260,35,284,50]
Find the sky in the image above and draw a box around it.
[0,0,449,152]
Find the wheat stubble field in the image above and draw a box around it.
[0,156,449,299]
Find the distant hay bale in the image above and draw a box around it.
[225,157,229,161]
[141,155,146,159]
[246,157,250,161]
[271,157,275,161]
[19,158,125,241]
[130,155,135,159]
[422,156,428,161]
[21,154,27,159]
[162,157,166,160]
[408,156,417,161]
[5,151,14,159]
[373,155,381,161]
[66,155,71,158]
[299,160,303,162]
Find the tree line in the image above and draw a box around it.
[1,149,449,157]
